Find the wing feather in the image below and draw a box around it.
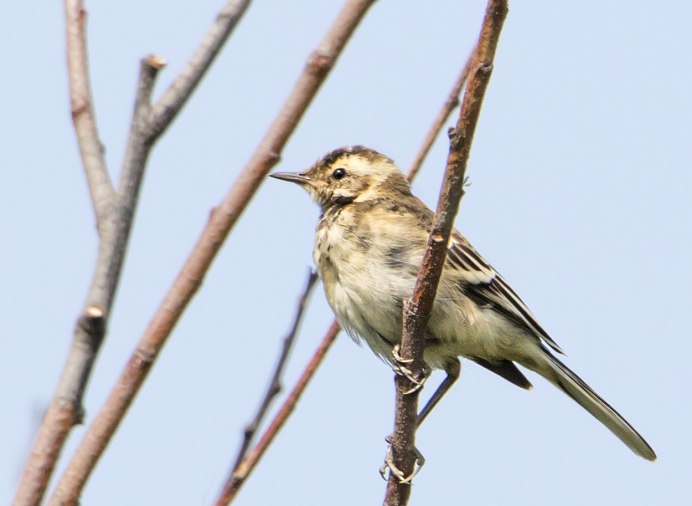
[447,232,565,355]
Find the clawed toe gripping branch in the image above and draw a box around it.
[392,344,428,395]
[380,435,426,485]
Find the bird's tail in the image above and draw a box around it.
[531,350,656,461]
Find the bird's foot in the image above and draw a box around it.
[379,435,425,484]
[391,344,413,364]
[391,345,427,394]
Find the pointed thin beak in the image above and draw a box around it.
[269,172,311,185]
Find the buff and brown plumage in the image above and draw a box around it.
[271,145,655,461]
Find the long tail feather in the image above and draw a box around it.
[532,351,656,461]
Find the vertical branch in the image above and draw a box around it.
[383,1,508,505]
[48,1,377,504]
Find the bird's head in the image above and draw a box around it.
[270,146,412,210]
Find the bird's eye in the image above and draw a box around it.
[331,167,347,180]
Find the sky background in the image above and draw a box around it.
[2,1,691,504]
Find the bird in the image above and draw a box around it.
[270,145,656,461]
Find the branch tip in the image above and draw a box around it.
[146,54,167,69]
[84,305,104,318]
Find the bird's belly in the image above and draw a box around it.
[315,226,523,368]
[316,242,414,359]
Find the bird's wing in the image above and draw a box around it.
[447,232,565,355]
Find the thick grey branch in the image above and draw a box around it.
[15,2,253,505]
[12,2,118,504]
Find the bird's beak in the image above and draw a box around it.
[269,172,312,185]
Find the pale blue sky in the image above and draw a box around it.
[2,1,691,504]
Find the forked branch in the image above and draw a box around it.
[15,1,251,504]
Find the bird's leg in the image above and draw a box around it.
[380,345,430,483]
[417,358,461,427]
[380,357,460,483]
[381,354,460,482]
[391,344,429,394]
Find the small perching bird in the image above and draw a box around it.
[270,145,656,461]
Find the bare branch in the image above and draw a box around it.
[216,321,341,505]
[148,0,252,138]
[16,1,252,504]
[383,1,508,504]
[114,54,165,219]
[406,51,474,182]
[13,2,118,502]
[15,54,167,506]
[231,270,318,471]
[47,1,377,503]
[64,0,113,226]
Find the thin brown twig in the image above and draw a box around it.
[47,1,377,504]
[218,23,484,504]
[406,50,475,182]
[383,1,508,504]
[148,0,252,138]
[215,321,341,505]
[231,270,318,471]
